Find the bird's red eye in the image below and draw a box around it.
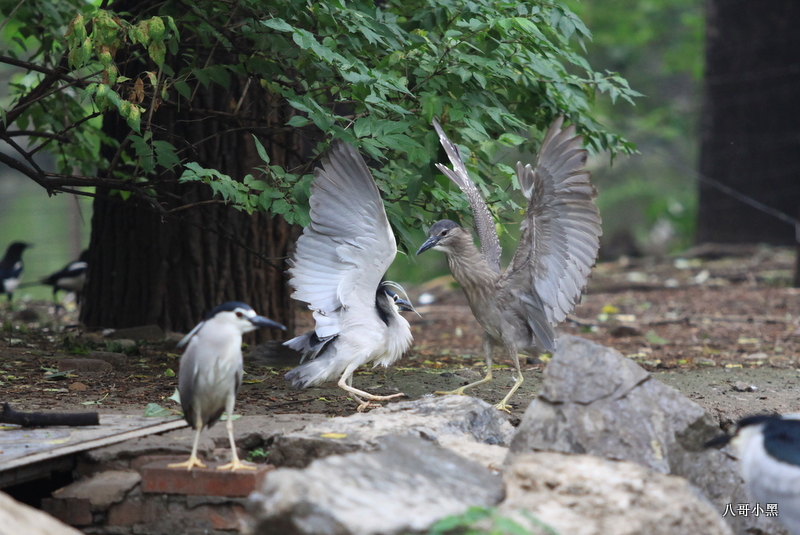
[440,230,448,236]
[236,311,244,318]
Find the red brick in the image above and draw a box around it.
[196,504,247,531]
[41,496,93,526]
[139,457,273,497]
[107,497,167,527]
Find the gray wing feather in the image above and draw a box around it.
[503,116,602,326]
[433,119,502,274]
[287,141,396,340]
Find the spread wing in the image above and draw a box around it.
[433,119,502,274]
[502,116,602,326]
[287,141,397,339]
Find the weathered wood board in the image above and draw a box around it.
[0,414,187,487]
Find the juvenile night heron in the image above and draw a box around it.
[284,141,414,412]
[417,117,602,411]
[169,301,285,471]
[40,250,88,304]
[0,242,31,302]
[707,414,800,534]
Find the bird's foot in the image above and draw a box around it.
[217,459,257,472]
[493,402,513,413]
[355,400,382,412]
[353,392,406,412]
[168,455,207,471]
[434,387,467,396]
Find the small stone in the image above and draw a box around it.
[769,355,794,368]
[58,359,113,373]
[731,381,757,392]
[111,339,137,349]
[106,325,165,341]
[87,351,127,367]
[609,324,642,337]
[13,308,42,322]
[69,382,89,391]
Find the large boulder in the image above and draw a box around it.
[507,335,787,535]
[247,435,504,535]
[270,396,514,468]
[0,491,83,535]
[499,452,734,535]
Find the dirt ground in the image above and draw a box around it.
[2,245,799,429]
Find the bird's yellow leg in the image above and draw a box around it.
[494,373,524,413]
[218,401,256,471]
[168,424,207,470]
[493,351,524,413]
[338,364,405,412]
[436,338,494,396]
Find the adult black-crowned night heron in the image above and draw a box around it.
[417,117,602,411]
[40,250,88,303]
[284,141,414,412]
[708,414,800,534]
[169,301,285,471]
[0,242,31,302]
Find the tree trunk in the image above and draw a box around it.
[82,77,300,341]
[697,0,800,245]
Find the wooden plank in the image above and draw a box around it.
[0,414,188,477]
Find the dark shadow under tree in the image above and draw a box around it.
[698,0,800,249]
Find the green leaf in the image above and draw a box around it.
[262,18,294,33]
[173,80,191,100]
[143,403,173,418]
[148,40,166,67]
[252,135,270,164]
[498,132,527,147]
[646,330,668,345]
[287,115,310,127]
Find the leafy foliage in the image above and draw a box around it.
[563,0,703,253]
[427,506,559,535]
[0,0,638,250]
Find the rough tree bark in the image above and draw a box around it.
[697,0,800,246]
[81,30,300,339]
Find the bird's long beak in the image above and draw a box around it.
[416,236,439,255]
[395,296,413,312]
[250,316,286,330]
[704,433,733,449]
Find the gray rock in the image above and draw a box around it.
[51,470,140,511]
[270,396,514,468]
[247,435,504,535]
[499,452,733,535]
[508,335,785,535]
[0,491,83,535]
[87,351,127,367]
[57,358,113,373]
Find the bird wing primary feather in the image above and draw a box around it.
[433,119,502,274]
[503,117,602,326]
[288,141,397,339]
